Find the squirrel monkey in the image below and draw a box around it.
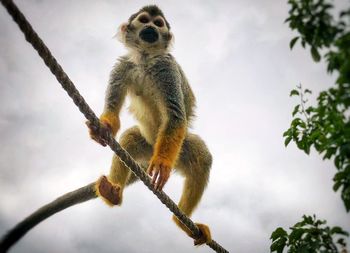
[87,5,212,246]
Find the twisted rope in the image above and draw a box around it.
[0,1,229,252]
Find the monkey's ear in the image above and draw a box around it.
[120,23,128,33]
[166,32,174,43]
[167,32,175,49]
[116,23,128,42]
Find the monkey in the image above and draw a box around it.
[86,5,212,246]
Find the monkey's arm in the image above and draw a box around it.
[88,61,130,145]
[100,61,130,136]
[148,59,187,190]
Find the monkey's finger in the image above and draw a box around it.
[155,178,161,191]
[99,136,108,146]
[161,174,170,190]
[90,134,99,143]
[90,134,108,147]
[194,236,207,246]
[147,165,153,176]
[99,140,107,147]
[152,172,159,186]
[155,172,163,190]
[91,135,103,144]
[194,239,202,246]
[151,167,160,186]
[85,121,95,132]
[154,165,163,190]
[156,178,164,191]
[157,171,169,191]
[156,166,167,191]
[88,128,100,141]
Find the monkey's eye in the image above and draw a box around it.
[153,19,164,28]
[138,15,150,24]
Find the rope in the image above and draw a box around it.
[0,1,229,252]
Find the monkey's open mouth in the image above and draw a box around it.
[139,27,159,43]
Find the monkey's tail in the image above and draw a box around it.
[0,182,97,253]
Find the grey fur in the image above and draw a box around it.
[105,53,196,142]
[128,5,171,29]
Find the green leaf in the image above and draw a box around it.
[270,227,288,241]
[290,89,300,96]
[285,136,293,147]
[299,121,306,128]
[291,118,302,127]
[305,106,315,114]
[304,144,311,155]
[331,226,349,236]
[270,239,286,253]
[304,89,312,94]
[294,220,306,227]
[322,4,333,10]
[303,215,313,224]
[333,181,342,192]
[290,37,299,49]
[298,245,309,253]
[334,155,342,169]
[309,129,320,141]
[283,129,291,137]
[292,104,300,116]
[311,47,321,62]
[334,171,345,181]
[289,228,305,242]
[284,17,292,23]
[337,238,346,247]
[323,147,336,160]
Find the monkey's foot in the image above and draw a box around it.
[193,223,212,246]
[172,216,212,246]
[95,176,121,206]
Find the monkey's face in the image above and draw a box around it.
[118,9,173,54]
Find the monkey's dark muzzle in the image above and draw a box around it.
[139,27,159,43]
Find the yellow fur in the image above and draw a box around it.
[100,111,120,136]
[151,125,186,167]
[172,216,212,245]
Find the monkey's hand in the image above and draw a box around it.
[147,157,172,191]
[193,223,212,246]
[86,120,112,147]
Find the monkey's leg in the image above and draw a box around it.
[96,126,152,206]
[172,133,212,245]
[126,161,150,186]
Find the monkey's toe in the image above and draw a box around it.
[194,223,212,246]
[96,176,121,206]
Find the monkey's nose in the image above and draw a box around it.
[139,26,159,43]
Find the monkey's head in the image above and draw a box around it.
[118,5,173,54]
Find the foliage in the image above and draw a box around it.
[270,215,349,253]
[284,0,350,211]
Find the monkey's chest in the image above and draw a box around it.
[129,68,156,96]
[128,70,162,144]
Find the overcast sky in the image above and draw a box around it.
[0,0,349,252]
